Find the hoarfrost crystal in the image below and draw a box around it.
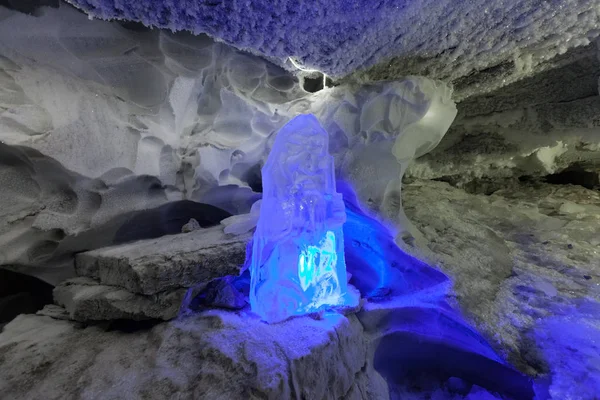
[249,114,352,323]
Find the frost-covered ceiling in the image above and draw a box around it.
[66,0,600,94]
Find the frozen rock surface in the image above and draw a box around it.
[403,179,600,398]
[76,225,251,295]
[66,0,600,98]
[0,143,171,283]
[0,311,388,400]
[0,4,454,193]
[53,277,187,321]
[408,43,600,184]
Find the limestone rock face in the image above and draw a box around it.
[402,179,600,397]
[0,311,388,400]
[53,277,187,321]
[407,44,600,185]
[75,226,251,295]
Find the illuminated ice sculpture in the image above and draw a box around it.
[249,114,355,323]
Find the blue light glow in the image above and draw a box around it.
[298,231,337,290]
[249,114,355,323]
[298,230,341,308]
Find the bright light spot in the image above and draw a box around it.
[288,57,329,89]
[298,231,339,293]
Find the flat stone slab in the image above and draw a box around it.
[36,305,71,321]
[75,226,251,295]
[53,278,187,322]
[0,310,388,400]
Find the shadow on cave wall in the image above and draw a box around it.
[0,268,53,329]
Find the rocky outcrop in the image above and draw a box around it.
[40,225,252,323]
[407,43,600,185]
[53,277,187,322]
[0,310,388,400]
[75,226,251,295]
[402,179,600,398]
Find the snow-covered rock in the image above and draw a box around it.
[75,226,251,295]
[408,41,600,185]
[53,277,187,321]
[0,311,388,399]
[402,179,600,398]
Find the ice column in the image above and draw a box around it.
[249,114,352,323]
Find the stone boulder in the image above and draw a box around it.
[0,310,388,400]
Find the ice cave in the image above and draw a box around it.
[0,1,599,399]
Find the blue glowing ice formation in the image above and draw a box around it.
[336,181,535,399]
[249,114,352,323]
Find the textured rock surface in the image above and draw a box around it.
[402,179,600,397]
[181,218,201,233]
[76,226,251,295]
[408,43,600,183]
[0,143,171,283]
[0,311,388,400]
[36,304,70,321]
[66,0,600,98]
[53,277,187,321]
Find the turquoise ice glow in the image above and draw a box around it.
[249,114,354,323]
[298,230,341,308]
[299,231,337,291]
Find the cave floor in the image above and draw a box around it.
[403,179,600,398]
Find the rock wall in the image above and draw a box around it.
[408,42,600,187]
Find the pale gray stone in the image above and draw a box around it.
[36,305,70,321]
[0,310,387,400]
[53,277,187,321]
[181,218,201,233]
[75,226,251,295]
[402,179,600,377]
